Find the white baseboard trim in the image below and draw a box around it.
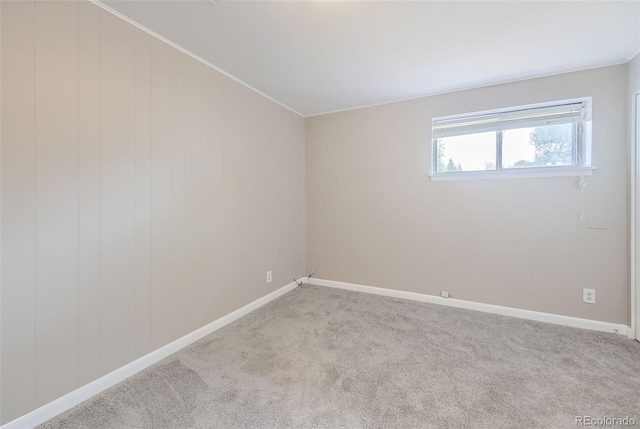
[0,280,302,429]
[308,278,631,337]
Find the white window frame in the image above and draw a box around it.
[430,97,595,181]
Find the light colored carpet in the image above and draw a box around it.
[40,285,640,428]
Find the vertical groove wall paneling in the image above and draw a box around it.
[171,50,186,341]
[99,10,137,375]
[134,31,153,358]
[34,0,80,407]
[150,39,174,349]
[183,58,204,334]
[1,1,305,423]
[199,65,224,328]
[1,1,36,423]
[78,0,101,386]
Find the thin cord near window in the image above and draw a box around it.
[578,173,587,220]
[575,108,587,221]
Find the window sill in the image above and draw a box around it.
[429,166,596,181]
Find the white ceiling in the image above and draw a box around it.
[102,0,639,117]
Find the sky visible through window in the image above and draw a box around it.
[503,128,536,168]
[437,126,570,172]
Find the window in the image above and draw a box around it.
[431,98,593,180]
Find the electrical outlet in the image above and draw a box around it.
[441,291,449,298]
[583,288,595,304]
[266,271,272,284]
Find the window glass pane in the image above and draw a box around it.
[436,132,496,173]
[502,123,574,169]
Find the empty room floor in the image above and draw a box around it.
[40,285,640,428]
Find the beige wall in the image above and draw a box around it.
[306,65,629,326]
[0,1,304,424]
[631,52,640,338]
[629,53,640,95]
